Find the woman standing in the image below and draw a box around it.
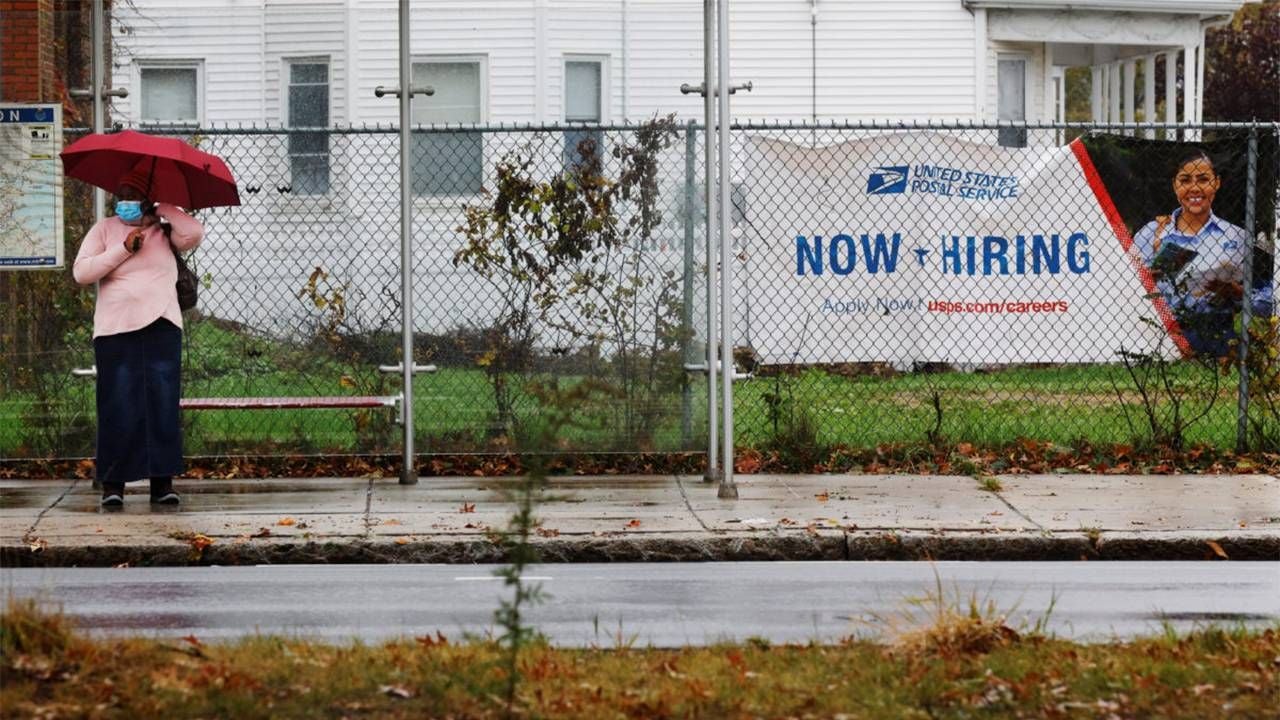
[73,168,204,507]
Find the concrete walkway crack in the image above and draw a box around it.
[674,475,714,532]
[22,478,80,545]
[991,491,1045,533]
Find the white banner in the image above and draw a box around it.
[736,132,1180,364]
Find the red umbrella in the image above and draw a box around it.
[60,130,240,210]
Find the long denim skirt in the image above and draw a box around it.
[93,318,184,483]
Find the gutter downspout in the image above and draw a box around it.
[260,0,267,123]
[973,7,987,120]
[621,0,629,121]
[810,0,818,124]
[346,0,358,124]
[535,0,547,122]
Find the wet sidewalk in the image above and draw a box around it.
[2,474,1278,566]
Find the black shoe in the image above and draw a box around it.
[101,483,125,508]
[150,478,180,505]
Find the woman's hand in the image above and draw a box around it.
[1152,215,1170,253]
[123,227,146,253]
[140,201,161,227]
[1204,278,1244,307]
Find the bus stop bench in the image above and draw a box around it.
[70,366,425,423]
[179,396,397,410]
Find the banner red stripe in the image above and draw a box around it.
[1069,138,1192,358]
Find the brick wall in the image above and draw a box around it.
[0,0,99,393]
[0,0,56,102]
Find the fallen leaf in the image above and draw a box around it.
[1206,540,1229,559]
[459,502,476,513]
[250,527,272,539]
[381,519,402,526]
[394,537,411,545]
[815,492,830,502]
[276,517,297,527]
[26,537,47,553]
[189,534,215,551]
[380,684,413,699]
[182,634,203,648]
[415,631,449,648]
[625,519,642,529]
[536,527,561,537]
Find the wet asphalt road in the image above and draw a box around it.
[3,561,1277,646]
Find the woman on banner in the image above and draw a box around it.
[1131,150,1273,356]
[73,168,204,507]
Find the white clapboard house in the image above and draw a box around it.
[106,0,1249,339]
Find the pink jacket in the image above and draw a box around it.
[73,203,204,338]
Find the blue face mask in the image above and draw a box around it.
[115,200,143,222]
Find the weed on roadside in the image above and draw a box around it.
[5,597,1276,719]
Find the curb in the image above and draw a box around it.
[4,531,1277,567]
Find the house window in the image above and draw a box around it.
[564,58,604,169]
[139,63,200,124]
[997,56,1027,147]
[286,59,330,195]
[411,59,484,196]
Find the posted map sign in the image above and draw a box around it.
[0,104,63,268]
[735,132,1246,364]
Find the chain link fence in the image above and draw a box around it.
[0,121,1275,462]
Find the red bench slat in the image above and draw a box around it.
[180,396,396,410]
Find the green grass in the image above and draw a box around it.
[3,599,1277,719]
[0,318,1261,458]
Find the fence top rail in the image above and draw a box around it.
[63,120,1280,137]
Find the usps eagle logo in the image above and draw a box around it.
[866,165,909,195]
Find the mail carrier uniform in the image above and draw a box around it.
[1132,210,1274,356]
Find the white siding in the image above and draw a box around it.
[547,0,623,121]
[730,0,977,122]
[627,1,705,120]
[987,40,1048,123]
[114,0,990,127]
[265,2,348,126]
[111,0,264,125]
[354,0,537,124]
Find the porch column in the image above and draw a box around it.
[1090,66,1102,122]
[1143,53,1157,138]
[1164,50,1176,125]
[1109,62,1121,123]
[1055,68,1065,123]
[1183,43,1196,129]
[1195,32,1206,123]
[1122,59,1136,132]
[1042,43,1054,124]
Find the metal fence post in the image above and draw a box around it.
[717,0,737,499]
[681,121,697,446]
[1236,126,1258,453]
[702,0,720,483]
[396,0,417,485]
